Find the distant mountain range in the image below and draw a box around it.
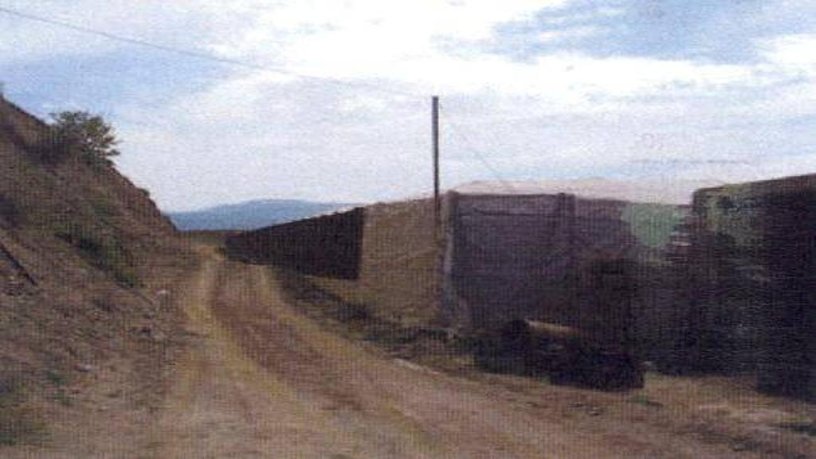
[167,199,359,231]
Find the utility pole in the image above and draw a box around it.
[432,96,440,228]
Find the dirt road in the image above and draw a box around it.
[3,244,812,458]
[140,249,793,459]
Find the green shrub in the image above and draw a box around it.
[89,195,119,219]
[54,223,140,287]
[49,111,119,165]
[45,369,66,387]
[29,128,74,164]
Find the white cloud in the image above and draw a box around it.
[758,33,816,73]
[114,1,815,209]
[197,0,752,102]
[0,0,249,64]
[6,1,816,209]
[538,25,603,43]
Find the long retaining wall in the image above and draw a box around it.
[225,207,365,279]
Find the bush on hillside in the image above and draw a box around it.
[47,111,120,165]
[54,222,140,287]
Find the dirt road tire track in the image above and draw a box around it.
[147,250,781,458]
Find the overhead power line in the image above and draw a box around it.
[1,6,521,190]
[439,105,517,192]
[0,5,417,97]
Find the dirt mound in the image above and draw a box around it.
[0,96,191,448]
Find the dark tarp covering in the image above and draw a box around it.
[442,191,690,362]
[691,174,816,399]
[225,207,364,279]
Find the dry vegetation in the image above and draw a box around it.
[277,268,466,368]
[0,99,195,452]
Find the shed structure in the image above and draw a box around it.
[226,179,710,370]
[690,174,816,399]
[441,181,700,361]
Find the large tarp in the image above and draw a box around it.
[443,191,689,356]
[691,174,816,399]
[357,198,441,326]
[225,207,365,279]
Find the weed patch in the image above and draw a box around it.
[54,222,140,287]
[45,369,67,386]
[275,268,462,362]
[89,195,119,219]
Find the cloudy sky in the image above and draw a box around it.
[2,0,815,211]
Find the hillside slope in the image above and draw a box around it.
[0,96,190,448]
[168,199,357,230]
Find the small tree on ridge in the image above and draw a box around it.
[50,111,120,163]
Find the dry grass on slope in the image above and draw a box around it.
[0,98,193,451]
